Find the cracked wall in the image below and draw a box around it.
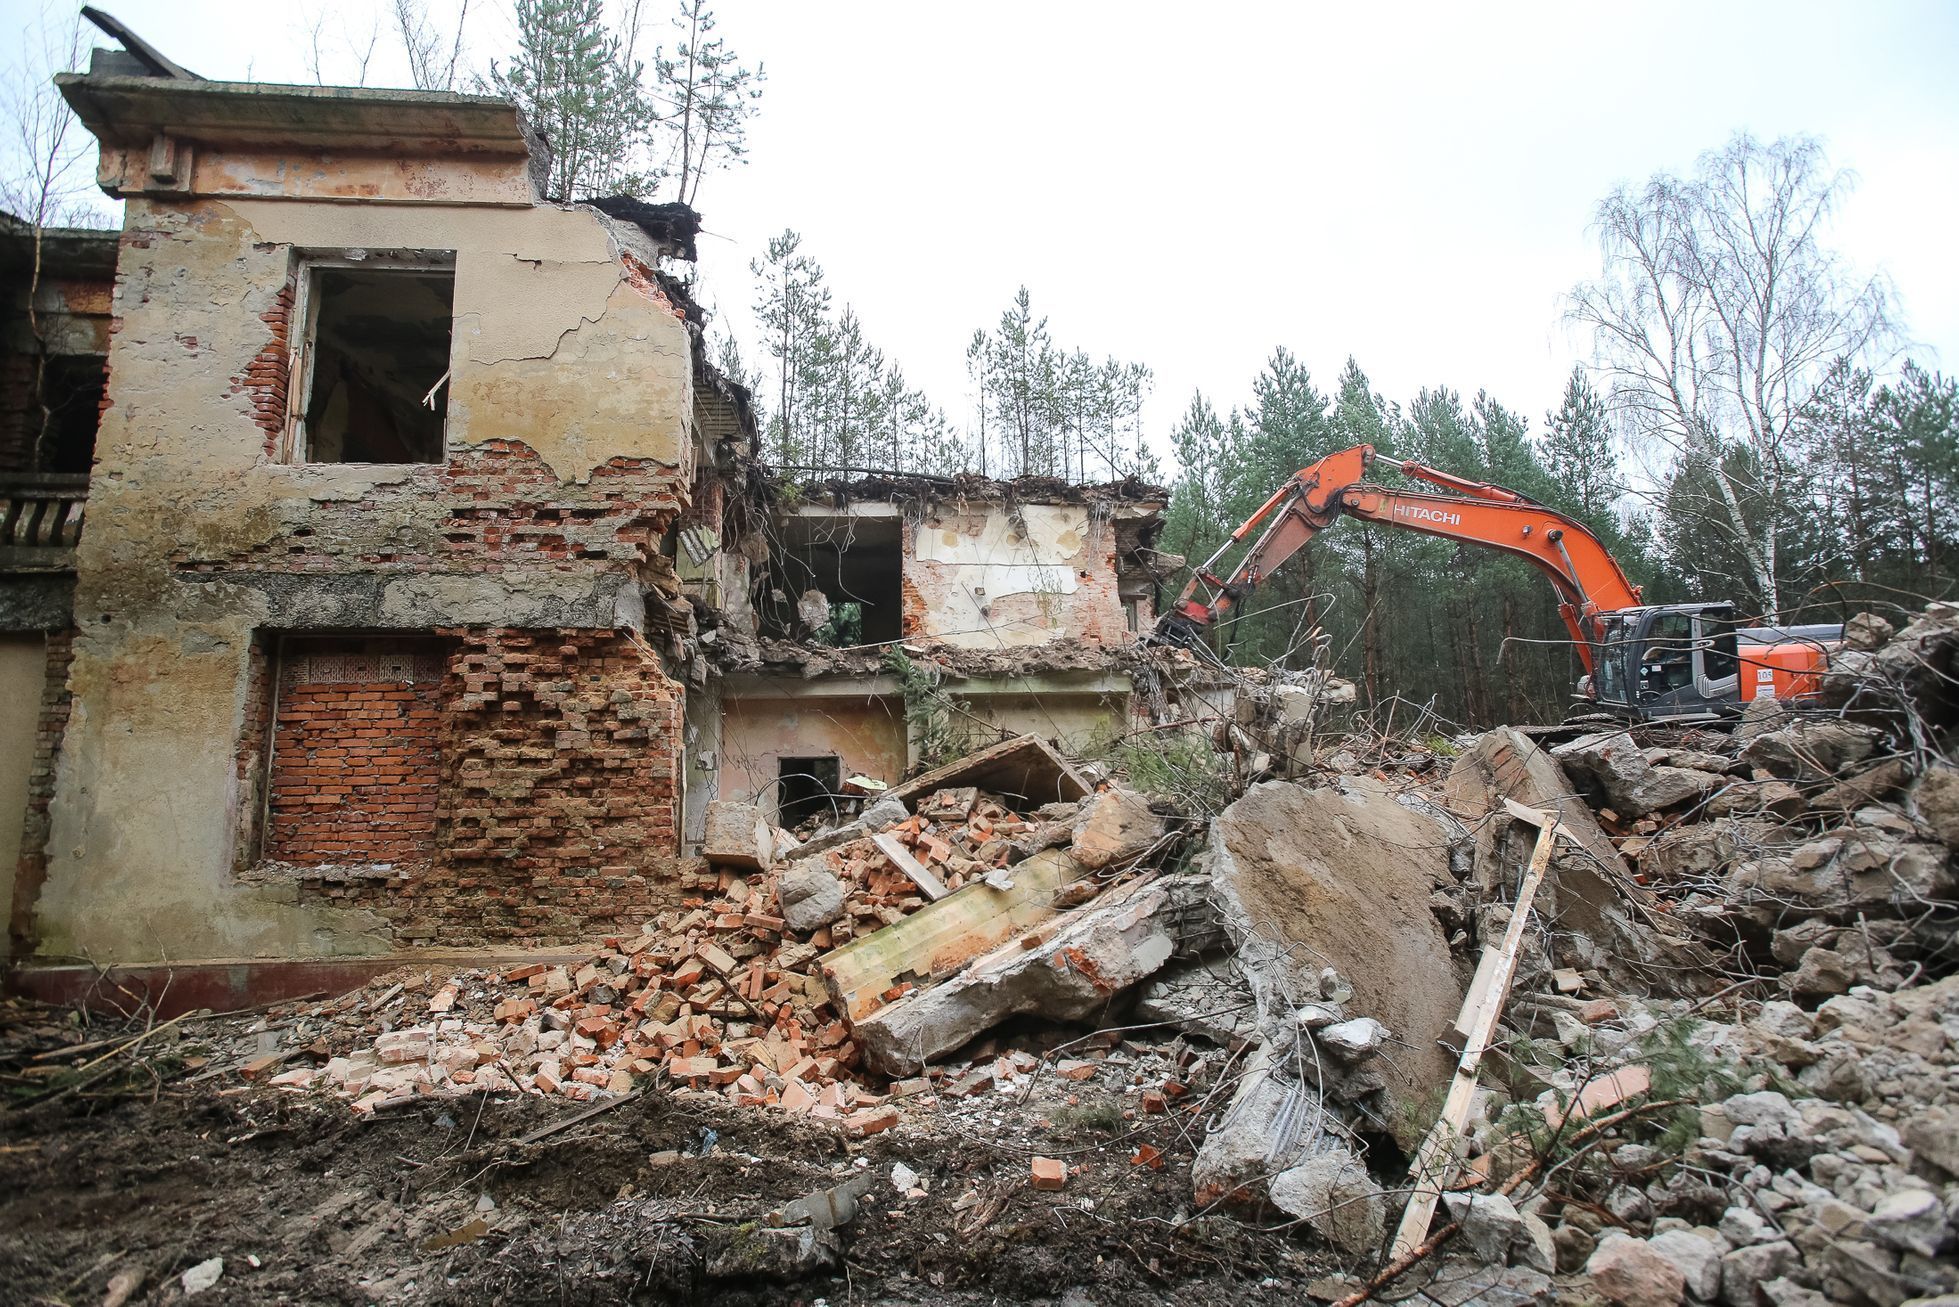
[901,503,1133,652]
[23,132,699,965]
[720,691,908,825]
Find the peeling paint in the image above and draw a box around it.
[907,505,1129,651]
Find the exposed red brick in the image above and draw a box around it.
[274,629,687,949]
[233,276,294,457]
[264,639,444,866]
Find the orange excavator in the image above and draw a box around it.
[1153,444,1839,722]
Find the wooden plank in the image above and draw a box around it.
[1389,804,1560,1260]
[872,832,949,902]
[817,848,1087,1022]
[879,734,1091,813]
[1446,946,1504,1051]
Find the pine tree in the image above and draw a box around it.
[1541,367,1619,523]
[967,288,1060,477]
[1870,360,1959,592]
[494,0,654,201]
[1329,360,1396,702]
[1163,393,1234,567]
[750,230,831,468]
[654,0,764,207]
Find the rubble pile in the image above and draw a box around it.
[1552,605,1959,997]
[1396,973,1959,1307]
[173,606,1959,1301]
[771,787,1082,941]
[263,748,1167,1123]
[1347,606,1959,1306]
[275,889,873,1118]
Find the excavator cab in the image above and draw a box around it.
[1587,604,1743,721]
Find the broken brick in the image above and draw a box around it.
[844,1106,899,1137]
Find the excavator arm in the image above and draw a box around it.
[1155,444,1643,677]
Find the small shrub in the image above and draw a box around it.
[1103,731,1235,815]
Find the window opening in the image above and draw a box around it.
[761,514,902,646]
[776,755,841,829]
[1594,616,1628,704]
[294,257,454,464]
[1699,612,1740,684]
[1640,612,1695,694]
[37,354,104,474]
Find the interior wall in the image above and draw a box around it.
[905,504,1131,650]
[721,694,908,825]
[961,691,1130,757]
[682,676,723,851]
[0,634,45,959]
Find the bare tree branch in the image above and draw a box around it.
[1569,135,1896,617]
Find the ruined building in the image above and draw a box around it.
[0,53,1171,998]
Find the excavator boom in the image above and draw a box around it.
[1156,444,1643,677]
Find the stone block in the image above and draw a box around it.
[704,800,773,870]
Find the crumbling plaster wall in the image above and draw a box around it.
[903,504,1130,651]
[0,635,45,959]
[958,684,1133,755]
[29,177,698,964]
[720,692,908,823]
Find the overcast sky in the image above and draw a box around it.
[9,0,1958,465]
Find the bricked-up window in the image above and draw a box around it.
[291,256,454,464]
[263,637,448,865]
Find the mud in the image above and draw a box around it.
[0,1006,1336,1305]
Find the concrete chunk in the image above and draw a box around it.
[853,878,1173,1075]
[1209,778,1463,1152]
[704,800,773,870]
[1553,732,1719,817]
[1587,1231,1686,1307]
[817,848,1090,1023]
[1069,787,1164,870]
[1269,1150,1385,1257]
[777,862,847,934]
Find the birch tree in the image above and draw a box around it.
[1568,134,1894,617]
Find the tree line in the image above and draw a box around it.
[742,232,1160,483]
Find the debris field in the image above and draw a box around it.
[3,604,1958,1307]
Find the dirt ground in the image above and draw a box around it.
[0,1002,1343,1306]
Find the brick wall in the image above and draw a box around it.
[0,353,36,474]
[171,441,683,575]
[427,628,684,943]
[231,275,294,457]
[8,630,74,953]
[264,639,445,865]
[275,629,685,947]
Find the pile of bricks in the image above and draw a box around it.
[273,786,1066,1127]
[286,887,861,1119]
[796,788,1054,950]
